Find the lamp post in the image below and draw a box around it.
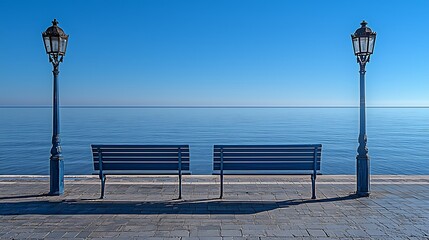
[42,19,69,195]
[351,21,376,196]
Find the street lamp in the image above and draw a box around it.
[351,20,376,196]
[42,19,69,195]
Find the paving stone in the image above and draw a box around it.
[306,229,327,237]
[346,229,370,237]
[265,229,294,237]
[190,229,221,237]
[182,237,222,240]
[170,229,190,237]
[28,232,50,238]
[289,229,310,237]
[365,229,387,236]
[61,231,80,238]
[130,232,155,238]
[13,232,33,239]
[45,230,67,238]
[89,231,121,238]
[241,229,266,236]
[221,229,242,236]
[76,231,92,238]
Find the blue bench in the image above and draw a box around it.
[213,144,322,199]
[91,144,190,199]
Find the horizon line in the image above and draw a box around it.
[1,105,429,109]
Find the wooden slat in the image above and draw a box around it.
[214,144,321,148]
[94,161,189,164]
[94,163,190,171]
[92,144,189,149]
[92,151,189,157]
[94,159,190,163]
[214,162,320,171]
[214,153,320,158]
[214,156,320,162]
[93,156,189,160]
[214,154,321,158]
[214,149,320,153]
[91,148,189,153]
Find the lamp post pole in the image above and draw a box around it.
[50,59,63,195]
[351,21,376,196]
[42,19,69,195]
[357,61,369,196]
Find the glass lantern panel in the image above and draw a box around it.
[352,37,359,54]
[44,36,51,53]
[368,35,375,54]
[51,37,59,52]
[59,38,67,54]
[359,37,368,53]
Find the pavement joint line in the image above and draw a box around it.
[1,181,428,185]
[1,174,429,178]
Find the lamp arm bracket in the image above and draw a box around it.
[49,54,61,68]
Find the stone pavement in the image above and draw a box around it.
[0,175,428,239]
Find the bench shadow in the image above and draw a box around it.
[0,194,361,215]
[0,193,49,200]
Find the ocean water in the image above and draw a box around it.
[0,107,428,175]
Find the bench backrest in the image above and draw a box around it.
[91,145,190,173]
[213,144,321,172]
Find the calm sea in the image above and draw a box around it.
[0,107,428,175]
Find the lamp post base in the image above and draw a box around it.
[356,191,370,197]
[49,159,64,195]
[356,156,370,197]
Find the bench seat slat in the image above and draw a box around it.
[95,170,191,175]
[93,157,189,161]
[92,144,189,149]
[91,148,189,153]
[94,160,189,164]
[94,162,189,168]
[214,163,320,171]
[214,152,320,157]
[95,163,190,171]
[214,157,320,161]
[214,159,320,163]
[94,161,189,164]
[214,144,321,148]
[214,149,320,153]
[93,152,189,157]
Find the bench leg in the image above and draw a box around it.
[100,175,106,199]
[311,174,316,199]
[220,173,224,199]
[178,173,182,200]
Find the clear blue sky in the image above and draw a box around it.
[0,0,428,106]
